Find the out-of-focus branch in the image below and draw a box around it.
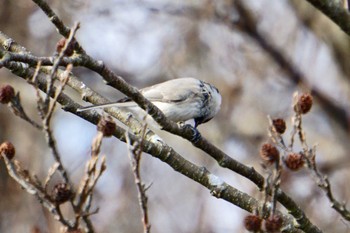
[289,0,350,79]
[228,0,349,132]
[304,0,350,36]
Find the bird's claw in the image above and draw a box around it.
[181,124,201,143]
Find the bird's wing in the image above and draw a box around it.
[77,78,200,112]
[141,78,198,103]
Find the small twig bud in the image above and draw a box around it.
[56,38,76,56]
[56,38,65,53]
[0,141,15,160]
[0,84,15,104]
[52,183,72,205]
[97,116,116,137]
[244,215,262,232]
[264,215,283,232]
[272,118,286,134]
[260,143,280,164]
[284,153,305,171]
[295,93,313,114]
[64,229,83,233]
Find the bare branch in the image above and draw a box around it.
[228,0,349,132]
[126,122,152,233]
[44,162,60,191]
[8,92,42,130]
[2,156,73,228]
[304,0,350,36]
[74,129,106,231]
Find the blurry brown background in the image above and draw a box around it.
[0,0,350,232]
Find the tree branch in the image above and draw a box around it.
[304,0,350,36]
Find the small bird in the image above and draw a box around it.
[78,77,221,128]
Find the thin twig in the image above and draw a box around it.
[74,130,106,231]
[2,156,73,228]
[8,93,43,130]
[302,140,350,221]
[45,63,72,122]
[44,23,80,111]
[126,123,152,233]
[273,92,350,222]
[44,162,60,191]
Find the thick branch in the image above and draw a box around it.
[304,0,350,36]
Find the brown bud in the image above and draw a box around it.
[244,215,262,232]
[31,226,41,233]
[64,229,83,233]
[265,215,283,232]
[295,93,313,114]
[260,143,279,164]
[56,38,66,53]
[97,116,116,137]
[56,38,75,56]
[52,183,72,204]
[284,153,304,171]
[0,85,15,104]
[272,118,286,134]
[0,141,15,160]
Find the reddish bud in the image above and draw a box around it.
[244,215,262,232]
[295,94,313,114]
[52,183,72,204]
[284,153,304,171]
[56,38,75,56]
[97,116,116,137]
[0,84,15,104]
[260,143,280,164]
[272,118,286,134]
[265,215,283,232]
[0,141,15,160]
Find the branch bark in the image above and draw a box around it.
[304,0,350,36]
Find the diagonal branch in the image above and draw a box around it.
[304,0,350,36]
[229,0,349,132]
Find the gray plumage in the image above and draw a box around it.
[78,77,221,127]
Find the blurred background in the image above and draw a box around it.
[0,0,350,232]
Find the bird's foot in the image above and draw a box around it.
[181,124,201,143]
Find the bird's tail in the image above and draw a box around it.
[77,102,136,112]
